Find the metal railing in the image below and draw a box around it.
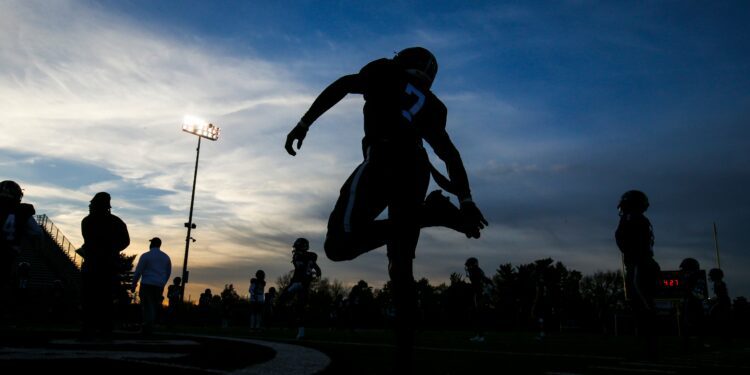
[35,214,82,269]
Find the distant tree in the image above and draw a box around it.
[512,261,537,326]
[308,277,339,324]
[560,268,584,327]
[114,253,137,326]
[374,280,394,320]
[349,280,376,328]
[415,277,441,326]
[490,258,584,330]
[580,270,624,332]
[449,272,465,285]
[116,253,137,302]
[349,280,374,302]
[442,272,472,328]
[275,271,294,294]
[542,260,584,329]
[732,296,749,336]
[221,284,241,304]
[491,263,518,324]
[329,279,346,299]
[495,263,515,284]
[311,277,345,299]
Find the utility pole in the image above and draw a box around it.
[713,222,721,269]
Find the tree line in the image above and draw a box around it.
[161,257,750,337]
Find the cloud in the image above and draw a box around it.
[0,0,334,295]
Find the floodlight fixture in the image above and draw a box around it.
[179,114,220,301]
[182,115,220,141]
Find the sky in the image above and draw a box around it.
[1,0,749,300]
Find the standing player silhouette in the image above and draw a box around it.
[285,47,488,368]
[278,238,321,339]
[615,190,660,359]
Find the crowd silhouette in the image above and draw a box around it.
[20,253,736,344]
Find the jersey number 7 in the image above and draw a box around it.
[401,83,425,122]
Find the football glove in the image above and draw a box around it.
[460,200,488,239]
[285,120,310,156]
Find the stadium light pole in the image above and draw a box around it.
[180,115,220,302]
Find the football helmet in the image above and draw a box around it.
[90,191,112,208]
[293,237,309,252]
[617,190,649,214]
[394,47,438,87]
[0,180,23,203]
[708,268,723,280]
[465,257,480,277]
[679,257,700,273]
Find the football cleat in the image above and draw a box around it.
[421,190,463,232]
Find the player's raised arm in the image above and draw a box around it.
[285,74,364,156]
[312,260,322,279]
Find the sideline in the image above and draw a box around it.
[178,334,331,375]
[0,330,330,375]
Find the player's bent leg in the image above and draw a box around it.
[324,159,388,261]
[324,221,389,261]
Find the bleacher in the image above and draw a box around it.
[15,215,82,302]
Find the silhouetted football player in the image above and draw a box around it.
[616,190,660,359]
[285,47,488,368]
[465,257,493,343]
[278,238,321,339]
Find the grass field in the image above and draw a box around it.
[172,326,750,374]
[3,324,749,374]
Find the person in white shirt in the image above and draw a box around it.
[131,237,171,335]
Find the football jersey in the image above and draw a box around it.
[615,213,654,265]
[358,58,447,150]
[250,278,266,303]
[291,251,318,283]
[468,267,492,297]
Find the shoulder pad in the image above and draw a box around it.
[360,58,393,76]
[17,203,36,218]
[309,252,318,261]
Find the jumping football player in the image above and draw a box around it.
[285,47,488,367]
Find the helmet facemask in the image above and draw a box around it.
[395,47,438,88]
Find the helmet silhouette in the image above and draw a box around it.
[679,257,700,273]
[708,268,724,280]
[465,257,479,268]
[293,237,309,252]
[618,190,649,214]
[0,180,23,202]
[394,47,438,87]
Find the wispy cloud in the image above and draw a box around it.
[0,0,342,297]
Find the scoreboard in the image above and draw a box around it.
[655,270,708,299]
